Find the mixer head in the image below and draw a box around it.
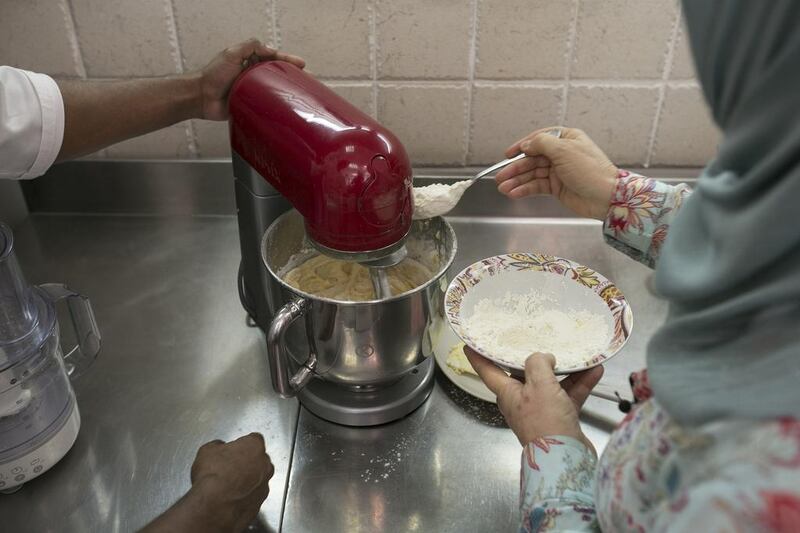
[228,61,413,264]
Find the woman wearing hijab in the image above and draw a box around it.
[467,1,800,531]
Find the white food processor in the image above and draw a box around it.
[0,223,101,493]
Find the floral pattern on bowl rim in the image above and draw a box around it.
[444,252,633,375]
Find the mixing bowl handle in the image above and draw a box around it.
[267,298,317,398]
[38,283,102,378]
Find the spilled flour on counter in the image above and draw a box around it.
[412,180,471,219]
[360,433,416,484]
[464,289,609,368]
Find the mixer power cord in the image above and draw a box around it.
[237,260,258,327]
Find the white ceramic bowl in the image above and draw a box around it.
[444,253,633,375]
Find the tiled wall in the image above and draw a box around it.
[0,0,720,167]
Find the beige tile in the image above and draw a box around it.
[193,120,231,158]
[71,0,176,77]
[651,85,720,166]
[326,83,374,117]
[476,0,572,79]
[278,0,370,78]
[376,0,471,80]
[0,1,80,76]
[377,84,468,165]
[565,85,659,166]
[106,122,193,158]
[669,24,696,80]
[174,0,273,72]
[468,85,562,165]
[572,0,676,79]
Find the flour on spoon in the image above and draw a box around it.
[412,180,471,219]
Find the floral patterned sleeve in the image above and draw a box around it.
[603,170,692,269]
[519,436,599,532]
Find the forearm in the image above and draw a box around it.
[603,171,692,268]
[519,436,599,532]
[56,75,201,160]
[139,478,238,533]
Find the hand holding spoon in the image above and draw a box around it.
[412,128,562,219]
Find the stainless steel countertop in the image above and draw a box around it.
[282,214,665,533]
[2,172,673,532]
[1,216,298,532]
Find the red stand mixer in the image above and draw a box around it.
[230,61,412,262]
[229,62,456,426]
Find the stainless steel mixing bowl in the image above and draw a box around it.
[261,209,457,398]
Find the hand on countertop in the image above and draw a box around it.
[465,347,603,455]
[196,39,306,121]
[495,127,618,221]
[140,432,274,533]
[190,432,274,529]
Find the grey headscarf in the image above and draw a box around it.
[648,1,800,425]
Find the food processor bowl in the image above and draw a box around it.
[0,223,100,492]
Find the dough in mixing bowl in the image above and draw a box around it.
[282,254,434,301]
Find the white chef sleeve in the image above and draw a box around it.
[0,67,65,180]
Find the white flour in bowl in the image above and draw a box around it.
[464,289,609,368]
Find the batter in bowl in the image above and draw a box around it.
[282,254,434,301]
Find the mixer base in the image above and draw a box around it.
[297,358,434,426]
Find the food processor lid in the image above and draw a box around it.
[0,290,54,371]
[0,224,55,369]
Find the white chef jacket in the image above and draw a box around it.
[0,67,64,180]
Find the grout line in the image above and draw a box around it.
[271,0,281,48]
[475,78,563,84]
[184,122,200,158]
[316,76,376,82]
[463,0,479,165]
[316,75,382,82]
[61,0,87,78]
[163,0,185,73]
[665,79,699,89]
[368,0,379,118]
[377,81,469,90]
[569,79,679,88]
[321,81,374,87]
[164,0,199,158]
[376,76,484,83]
[644,0,682,167]
[369,1,379,118]
[559,0,580,125]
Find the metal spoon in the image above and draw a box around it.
[468,152,528,184]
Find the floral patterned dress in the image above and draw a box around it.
[519,172,800,533]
